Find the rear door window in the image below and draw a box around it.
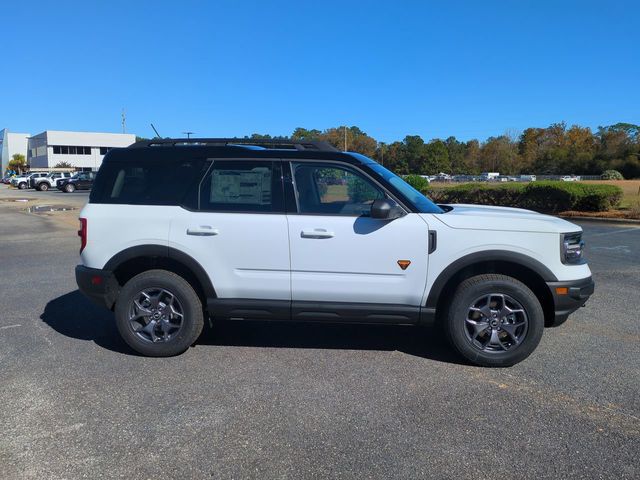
[198,160,284,213]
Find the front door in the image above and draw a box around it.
[286,161,430,313]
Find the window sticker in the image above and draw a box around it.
[210,168,272,205]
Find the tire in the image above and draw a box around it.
[64,183,75,193]
[444,274,544,367]
[114,269,204,357]
[18,182,26,189]
[38,183,49,191]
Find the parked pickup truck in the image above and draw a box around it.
[31,172,74,191]
[11,172,48,189]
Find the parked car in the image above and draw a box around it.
[11,172,47,189]
[480,172,500,181]
[76,138,594,367]
[33,172,74,191]
[561,175,579,182]
[433,173,452,182]
[1,175,14,184]
[57,171,96,192]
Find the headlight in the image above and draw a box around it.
[561,232,585,264]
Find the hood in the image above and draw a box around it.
[431,204,581,234]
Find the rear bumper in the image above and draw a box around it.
[546,276,595,326]
[75,265,119,310]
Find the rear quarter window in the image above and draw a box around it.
[90,158,207,206]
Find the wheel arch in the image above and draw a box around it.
[427,250,557,327]
[104,245,216,305]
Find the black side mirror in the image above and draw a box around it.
[371,198,404,220]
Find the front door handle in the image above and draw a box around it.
[187,226,219,236]
[301,228,335,239]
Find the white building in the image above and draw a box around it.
[0,129,30,173]
[27,131,136,170]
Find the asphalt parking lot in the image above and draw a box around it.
[0,187,638,479]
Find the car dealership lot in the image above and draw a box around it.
[0,189,638,479]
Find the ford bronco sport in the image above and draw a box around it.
[76,138,594,366]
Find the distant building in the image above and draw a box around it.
[0,129,30,172]
[27,130,136,170]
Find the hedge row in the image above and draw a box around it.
[428,182,623,212]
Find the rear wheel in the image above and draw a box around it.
[64,183,75,193]
[38,183,49,191]
[445,274,544,367]
[115,270,204,356]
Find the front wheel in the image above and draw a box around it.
[114,270,204,356]
[445,274,544,367]
[64,183,75,193]
[18,182,27,189]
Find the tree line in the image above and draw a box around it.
[247,122,640,178]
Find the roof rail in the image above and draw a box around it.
[130,137,340,152]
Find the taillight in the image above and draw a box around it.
[78,218,87,253]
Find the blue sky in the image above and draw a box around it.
[1,0,638,142]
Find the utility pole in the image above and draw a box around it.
[121,109,126,133]
[344,126,347,151]
[182,131,194,139]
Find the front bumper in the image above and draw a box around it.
[75,265,119,310]
[546,276,594,326]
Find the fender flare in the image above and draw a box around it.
[425,250,557,309]
[103,245,216,298]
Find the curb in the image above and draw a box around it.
[559,215,640,225]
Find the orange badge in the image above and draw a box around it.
[397,260,411,270]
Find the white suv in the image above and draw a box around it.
[76,139,594,366]
[32,172,73,191]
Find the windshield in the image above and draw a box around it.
[367,163,444,214]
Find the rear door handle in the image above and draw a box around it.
[301,228,335,239]
[187,226,219,236]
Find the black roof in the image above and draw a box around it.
[107,137,375,165]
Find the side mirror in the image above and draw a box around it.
[371,198,404,220]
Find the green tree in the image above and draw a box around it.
[8,153,27,172]
[481,136,519,174]
[445,136,467,173]
[381,141,410,174]
[404,174,429,193]
[403,135,427,173]
[291,128,322,140]
[424,140,451,173]
[464,139,482,174]
[54,161,73,168]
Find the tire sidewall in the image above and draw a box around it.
[65,184,75,192]
[115,271,203,357]
[447,276,544,367]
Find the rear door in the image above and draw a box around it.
[169,159,291,314]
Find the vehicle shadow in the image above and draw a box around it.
[40,290,134,354]
[41,290,466,364]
